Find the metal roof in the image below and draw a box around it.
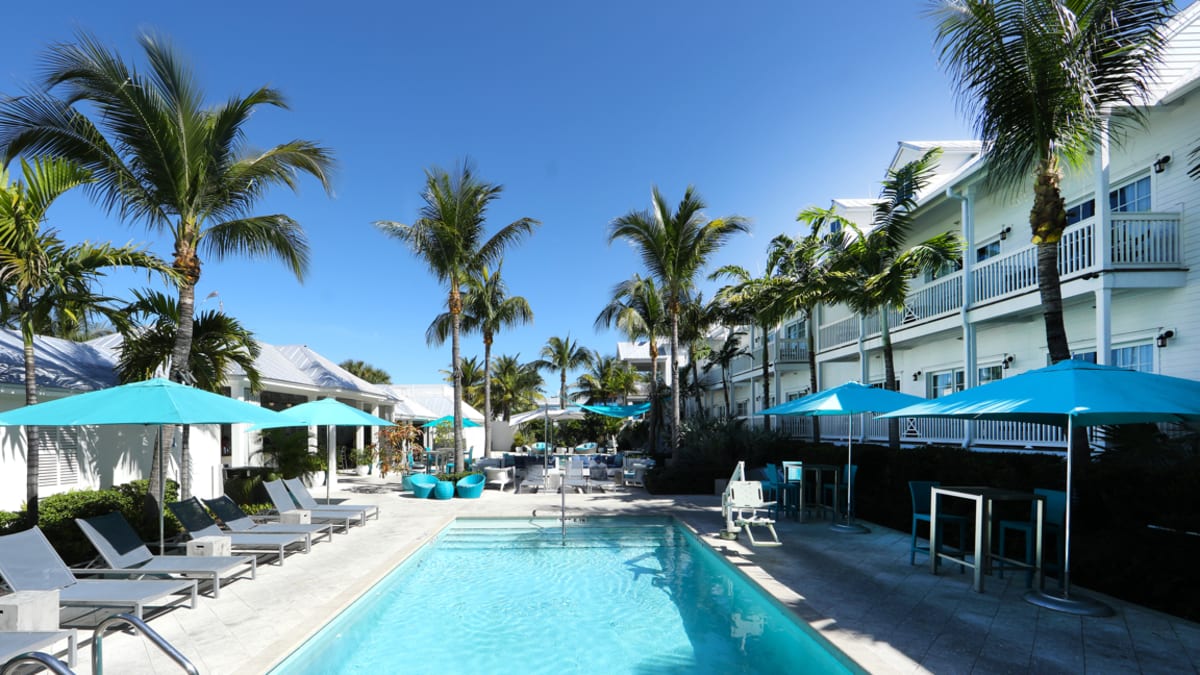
[1,329,118,392]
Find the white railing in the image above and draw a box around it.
[972,220,1094,304]
[1111,212,1181,266]
[973,419,1067,448]
[776,338,808,362]
[818,316,859,350]
[773,413,1072,450]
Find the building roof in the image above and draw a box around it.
[0,329,118,392]
[273,345,391,400]
[382,384,485,421]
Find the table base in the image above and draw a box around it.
[1024,589,1114,617]
[831,521,870,534]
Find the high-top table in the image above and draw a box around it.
[930,486,1046,592]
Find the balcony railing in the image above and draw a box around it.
[814,212,1181,350]
[773,413,1069,449]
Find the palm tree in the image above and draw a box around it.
[768,221,838,442]
[0,32,334,515]
[825,149,961,448]
[0,157,175,524]
[609,186,749,452]
[116,288,263,499]
[339,360,392,384]
[377,162,538,472]
[536,335,593,410]
[710,266,796,432]
[429,264,533,457]
[932,0,1174,364]
[703,330,746,418]
[573,351,618,405]
[490,354,543,422]
[595,274,668,452]
[441,356,486,410]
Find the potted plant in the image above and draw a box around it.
[354,444,378,476]
[256,428,328,487]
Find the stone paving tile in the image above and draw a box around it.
[48,477,1200,674]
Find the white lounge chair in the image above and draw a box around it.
[0,630,77,670]
[724,480,782,547]
[484,466,515,492]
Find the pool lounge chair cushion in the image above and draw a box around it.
[76,512,256,599]
[0,630,77,668]
[282,478,380,521]
[0,527,197,619]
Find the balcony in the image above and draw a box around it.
[816,212,1183,351]
[730,338,809,377]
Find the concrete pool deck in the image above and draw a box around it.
[46,476,1200,674]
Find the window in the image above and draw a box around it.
[928,369,964,399]
[1110,176,1151,213]
[1069,344,1153,372]
[783,321,804,340]
[1064,175,1152,226]
[735,400,748,417]
[924,258,963,283]
[976,239,1001,263]
[978,365,1003,385]
[37,428,80,488]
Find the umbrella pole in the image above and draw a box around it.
[831,413,869,534]
[326,424,336,502]
[158,425,166,555]
[1023,421,1111,616]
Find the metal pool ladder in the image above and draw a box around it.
[532,487,588,543]
[1,652,74,674]
[92,612,198,675]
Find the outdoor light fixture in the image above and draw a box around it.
[1157,330,1175,348]
[999,226,1013,240]
[1003,354,1015,369]
[1154,155,1172,174]
[912,371,922,382]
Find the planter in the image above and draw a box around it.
[303,471,326,489]
[432,480,456,500]
[355,465,371,477]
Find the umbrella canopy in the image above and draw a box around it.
[0,377,287,553]
[421,415,482,428]
[759,381,924,417]
[758,381,925,534]
[577,402,651,418]
[508,406,588,426]
[0,377,286,427]
[879,359,1200,616]
[258,398,394,428]
[878,359,1200,426]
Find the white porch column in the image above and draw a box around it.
[1095,117,1113,364]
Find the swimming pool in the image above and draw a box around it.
[269,517,861,674]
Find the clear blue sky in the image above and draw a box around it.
[2,1,973,387]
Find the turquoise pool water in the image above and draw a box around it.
[270,517,861,674]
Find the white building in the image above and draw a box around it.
[686,4,1200,450]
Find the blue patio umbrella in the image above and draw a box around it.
[759,381,925,533]
[0,378,288,551]
[880,359,1200,615]
[421,415,481,428]
[577,402,651,418]
[255,398,395,501]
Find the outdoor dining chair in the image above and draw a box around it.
[998,488,1066,587]
[908,481,968,566]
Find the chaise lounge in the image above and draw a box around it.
[203,495,335,545]
[282,478,380,521]
[168,498,311,565]
[0,527,197,620]
[263,480,364,529]
[76,512,256,599]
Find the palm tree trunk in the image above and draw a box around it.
[482,334,493,458]
[721,365,731,418]
[689,349,703,419]
[450,287,464,474]
[881,310,899,450]
[559,370,567,410]
[159,248,200,513]
[22,327,40,526]
[669,309,681,452]
[759,323,771,432]
[649,343,659,455]
[805,308,821,444]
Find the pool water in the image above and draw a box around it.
[269,517,861,674]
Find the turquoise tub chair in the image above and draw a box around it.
[432,480,456,500]
[456,473,485,499]
[408,474,438,499]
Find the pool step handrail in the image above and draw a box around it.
[92,613,198,675]
[1,652,75,675]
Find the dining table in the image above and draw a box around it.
[930,485,1046,592]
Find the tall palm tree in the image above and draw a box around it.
[490,354,543,422]
[710,266,796,432]
[339,360,391,384]
[116,288,263,499]
[441,356,486,410]
[677,293,715,420]
[428,264,533,457]
[595,274,668,452]
[573,351,617,405]
[0,157,175,524]
[932,0,1174,364]
[377,162,537,472]
[536,335,593,410]
[769,220,838,442]
[826,149,961,448]
[0,32,334,516]
[609,186,749,452]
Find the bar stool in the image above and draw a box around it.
[909,480,968,566]
[998,488,1065,587]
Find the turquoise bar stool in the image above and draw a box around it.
[998,488,1066,587]
[909,480,968,566]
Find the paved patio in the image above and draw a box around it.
[40,476,1200,674]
